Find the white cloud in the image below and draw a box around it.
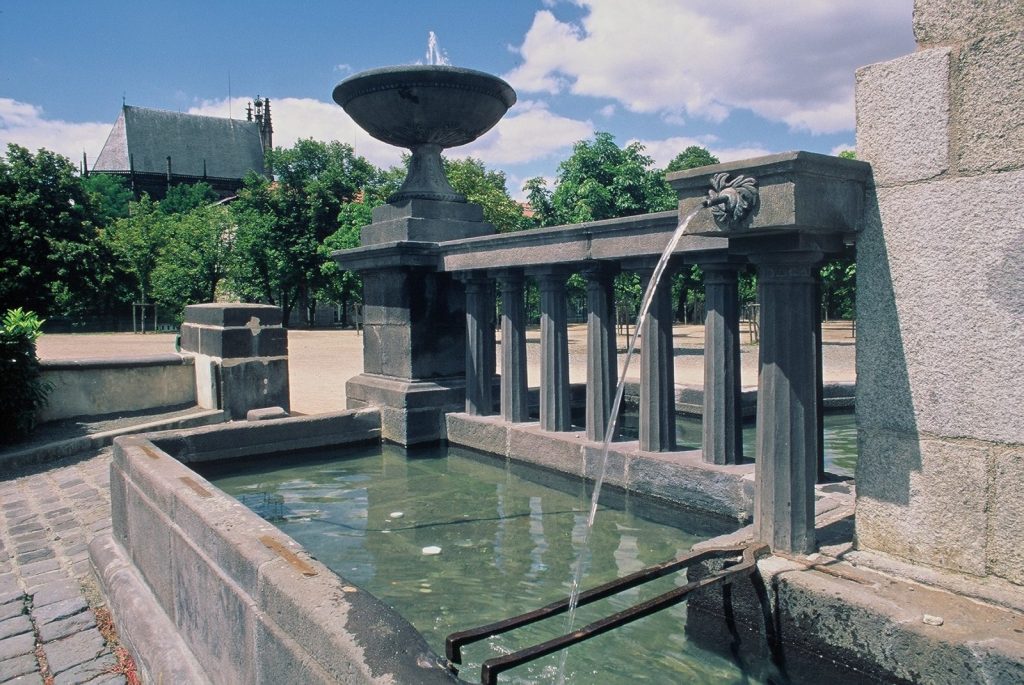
[458,99,593,165]
[632,135,772,168]
[505,0,914,134]
[598,104,616,118]
[830,142,856,156]
[0,98,111,164]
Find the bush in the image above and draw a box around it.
[0,308,52,443]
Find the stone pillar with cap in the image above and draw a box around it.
[178,303,289,420]
[498,269,529,423]
[462,272,496,416]
[701,258,745,465]
[535,267,572,432]
[583,263,618,442]
[630,261,677,452]
[750,251,823,555]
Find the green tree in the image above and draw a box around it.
[444,157,530,232]
[665,145,720,173]
[151,205,232,321]
[525,132,675,227]
[101,195,165,308]
[0,144,100,315]
[318,202,373,326]
[159,181,218,215]
[228,140,383,326]
[82,173,133,225]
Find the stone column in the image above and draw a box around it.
[583,263,618,442]
[814,279,826,482]
[536,268,571,432]
[498,270,529,423]
[751,251,822,555]
[702,260,744,465]
[463,273,496,415]
[635,264,676,452]
[178,303,289,420]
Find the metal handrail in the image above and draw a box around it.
[445,542,770,684]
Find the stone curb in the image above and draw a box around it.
[88,534,210,685]
[0,409,226,473]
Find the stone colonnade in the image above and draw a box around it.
[456,252,826,501]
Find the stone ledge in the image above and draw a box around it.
[445,412,754,522]
[102,427,459,684]
[147,409,381,463]
[40,354,193,371]
[89,534,210,684]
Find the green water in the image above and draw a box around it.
[205,445,765,684]
[204,415,857,684]
[620,411,859,477]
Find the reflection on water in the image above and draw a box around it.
[204,413,858,684]
[619,411,859,477]
[205,445,761,684]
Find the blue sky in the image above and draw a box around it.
[1,1,915,198]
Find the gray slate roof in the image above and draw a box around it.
[92,106,265,179]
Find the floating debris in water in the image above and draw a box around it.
[422,546,442,555]
[389,511,404,519]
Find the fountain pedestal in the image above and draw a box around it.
[332,65,515,446]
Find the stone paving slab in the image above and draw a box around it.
[0,653,38,681]
[0,449,129,684]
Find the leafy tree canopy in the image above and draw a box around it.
[159,181,218,215]
[82,173,132,225]
[444,157,530,233]
[228,140,385,325]
[665,145,720,173]
[0,144,99,315]
[525,132,675,227]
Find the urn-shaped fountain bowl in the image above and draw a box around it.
[333,65,516,202]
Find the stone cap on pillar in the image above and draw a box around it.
[180,303,287,359]
[331,241,442,273]
[182,303,283,328]
[360,198,494,245]
[668,151,871,239]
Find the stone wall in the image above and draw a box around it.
[854,0,1024,583]
[92,410,459,684]
[38,355,195,422]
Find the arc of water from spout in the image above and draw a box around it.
[557,205,703,683]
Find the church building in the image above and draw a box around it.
[89,97,274,200]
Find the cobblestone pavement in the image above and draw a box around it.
[0,450,126,685]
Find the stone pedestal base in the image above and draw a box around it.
[345,373,465,445]
[179,303,289,420]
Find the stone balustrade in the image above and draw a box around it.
[334,150,871,555]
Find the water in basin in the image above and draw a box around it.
[205,444,760,683]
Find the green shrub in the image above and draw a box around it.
[0,308,52,443]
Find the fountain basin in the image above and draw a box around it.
[333,65,515,204]
[333,65,515,150]
[91,410,458,684]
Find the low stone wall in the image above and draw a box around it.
[685,526,1024,683]
[91,410,459,685]
[38,355,196,423]
[445,413,754,522]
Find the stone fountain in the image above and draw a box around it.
[332,65,517,445]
